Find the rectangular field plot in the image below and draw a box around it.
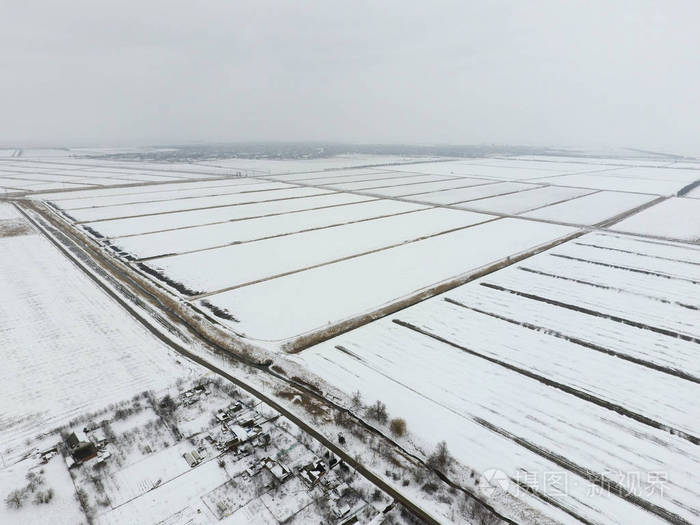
[81,192,373,238]
[273,169,408,185]
[610,197,700,242]
[521,190,656,225]
[464,185,594,215]
[365,177,489,197]
[68,186,335,223]
[112,198,427,260]
[321,173,454,191]
[144,207,481,295]
[385,160,566,180]
[410,181,536,205]
[35,177,259,202]
[0,215,196,454]
[200,218,573,343]
[55,180,289,210]
[530,173,686,195]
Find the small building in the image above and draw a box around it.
[89,427,108,448]
[264,458,291,483]
[183,451,198,468]
[215,409,230,422]
[66,431,98,463]
[299,459,327,487]
[227,424,249,445]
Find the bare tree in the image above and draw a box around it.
[5,489,27,509]
[427,440,451,472]
[366,401,388,424]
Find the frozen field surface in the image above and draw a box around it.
[203,218,573,343]
[611,197,700,242]
[522,190,657,225]
[410,181,536,205]
[290,230,700,525]
[115,198,427,260]
[68,185,334,222]
[0,207,197,455]
[465,185,594,215]
[146,207,484,295]
[82,192,373,238]
[530,173,686,195]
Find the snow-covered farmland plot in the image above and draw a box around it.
[79,192,373,238]
[141,206,483,295]
[0,204,197,456]
[383,159,576,180]
[464,185,594,215]
[66,185,334,223]
[610,197,700,242]
[112,198,428,260]
[200,218,574,345]
[363,176,491,197]
[530,172,687,195]
[521,190,657,225]
[291,230,700,525]
[410,181,536,205]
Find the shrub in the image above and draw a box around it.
[5,488,27,509]
[33,489,54,505]
[421,482,439,494]
[389,418,407,437]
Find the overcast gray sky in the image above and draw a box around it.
[1,1,698,154]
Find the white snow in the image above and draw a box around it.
[409,181,536,205]
[203,218,573,343]
[465,185,594,215]
[0,224,197,455]
[529,173,685,195]
[522,190,656,225]
[83,193,372,238]
[69,186,335,223]
[611,197,700,242]
[113,199,427,260]
[147,207,486,294]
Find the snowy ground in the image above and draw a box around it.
[0,203,199,461]
[289,230,700,525]
[610,197,700,242]
[5,152,700,524]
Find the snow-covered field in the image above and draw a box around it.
[463,185,594,215]
[529,172,687,195]
[112,199,426,260]
[67,186,334,223]
[146,207,487,296]
[0,203,198,459]
[201,218,573,344]
[8,152,699,524]
[290,230,700,525]
[610,197,700,242]
[521,190,657,225]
